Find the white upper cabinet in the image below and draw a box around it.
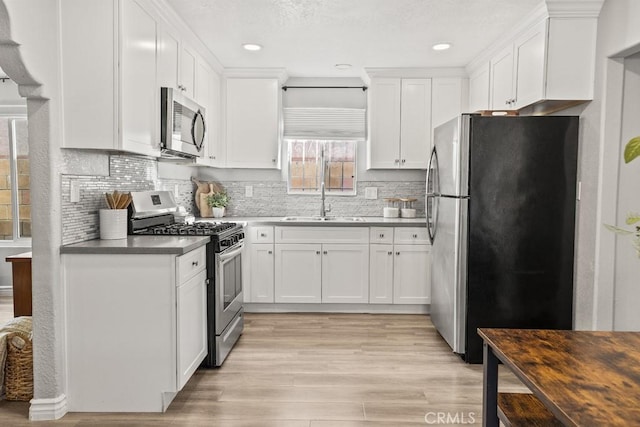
[60,0,159,157]
[180,45,197,99]
[194,61,224,167]
[225,77,282,169]
[367,78,432,169]
[157,25,180,90]
[431,77,468,130]
[471,6,600,113]
[468,63,491,112]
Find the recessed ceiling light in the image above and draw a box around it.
[432,42,452,51]
[335,63,352,70]
[242,43,262,51]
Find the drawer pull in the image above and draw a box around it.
[379,233,384,238]
[316,251,321,255]
[323,251,328,255]
[388,251,392,255]
[396,251,400,256]
[413,234,418,238]
[260,233,266,237]
[192,261,199,267]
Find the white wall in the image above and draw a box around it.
[576,0,640,330]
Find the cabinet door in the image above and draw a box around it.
[249,244,275,303]
[176,269,207,390]
[274,244,322,303]
[180,44,197,99]
[369,244,394,304]
[121,0,159,156]
[513,21,546,109]
[194,61,225,167]
[393,244,431,304]
[489,45,515,110]
[321,244,369,304]
[226,78,280,169]
[468,64,490,112]
[367,78,401,169]
[400,78,431,169]
[157,26,179,90]
[431,78,465,130]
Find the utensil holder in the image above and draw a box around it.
[99,209,128,239]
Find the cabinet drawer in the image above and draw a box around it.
[251,226,274,243]
[275,226,369,244]
[177,246,207,284]
[394,227,429,244]
[370,227,393,244]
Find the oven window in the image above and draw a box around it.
[222,254,242,309]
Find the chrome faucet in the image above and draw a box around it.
[320,181,331,218]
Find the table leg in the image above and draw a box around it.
[483,342,499,427]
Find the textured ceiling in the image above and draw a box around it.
[166,0,543,77]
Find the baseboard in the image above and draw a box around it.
[244,303,430,314]
[29,394,68,421]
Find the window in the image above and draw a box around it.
[287,140,356,195]
[0,117,30,240]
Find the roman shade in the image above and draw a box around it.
[283,107,366,141]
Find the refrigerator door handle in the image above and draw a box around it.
[427,147,440,244]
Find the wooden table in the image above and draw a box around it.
[5,251,32,316]
[479,328,640,427]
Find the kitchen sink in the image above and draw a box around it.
[280,216,365,222]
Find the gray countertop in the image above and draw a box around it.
[198,216,427,227]
[60,235,210,255]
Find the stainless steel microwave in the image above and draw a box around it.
[160,87,206,159]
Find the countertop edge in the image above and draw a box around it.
[60,236,210,255]
[199,217,427,227]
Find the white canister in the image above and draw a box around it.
[400,208,416,218]
[383,207,399,218]
[99,209,128,239]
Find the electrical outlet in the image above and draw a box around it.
[365,187,378,200]
[245,185,253,197]
[70,180,80,203]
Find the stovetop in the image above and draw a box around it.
[133,221,238,237]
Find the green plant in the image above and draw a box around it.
[606,137,640,257]
[206,191,229,208]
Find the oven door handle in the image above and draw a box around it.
[219,242,244,263]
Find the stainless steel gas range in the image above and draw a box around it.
[128,190,244,367]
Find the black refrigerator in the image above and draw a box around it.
[427,114,578,364]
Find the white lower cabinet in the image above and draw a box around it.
[275,243,322,303]
[249,225,430,307]
[250,243,275,302]
[176,269,207,390]
[369,244,394,304]
[393,244,431,304]
[64,245,207,412]
[321,244,369,303]
[369,227,431,304]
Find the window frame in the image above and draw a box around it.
[0,114,31,244]
[285,139,358,196]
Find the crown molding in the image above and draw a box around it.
[545,0,605,18]
[363,67,468,80]
[223,68,289,84]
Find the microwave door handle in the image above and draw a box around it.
[191,109,206,151]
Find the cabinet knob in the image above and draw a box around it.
[413,234,418,238]
[394,159,400,164]
[192,261,199,266]
[272,158,276,163]
[396,251,400,256]
[388,251,392,255]
[402,159,406,164]
[268,250,272,254]
[316,251,321,255]
[323,250,328,255]
[260,233,266,237]
[379,233,384,238]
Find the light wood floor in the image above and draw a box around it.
[0,312,527,426]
